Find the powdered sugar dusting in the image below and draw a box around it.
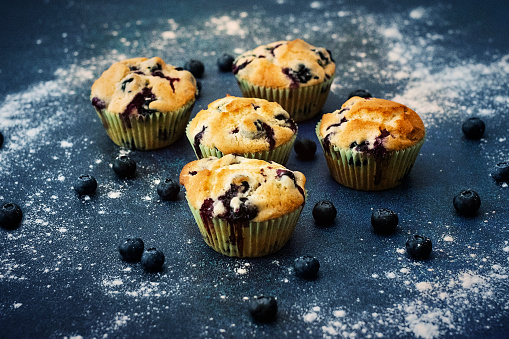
[0,1,508,338]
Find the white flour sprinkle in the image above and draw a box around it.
[0,2,508,339]
[303,311,319,323]
[415,281,432,291]
[107,191,122,199]
[206,16,248,37]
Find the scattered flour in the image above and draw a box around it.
[206,16,248,37]
[303,311,319,323]
[0,2,507,339]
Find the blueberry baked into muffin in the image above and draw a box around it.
[316,96,426,191]
[233,39,335,122]
[91,57,197,150]
[179,154,306,258]
[186,96,297,165]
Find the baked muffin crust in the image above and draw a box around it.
[188,96,297,155]
[319,97,425,152]
[233,39,335,89]
[91,57,197,114]
[180,155,306,222]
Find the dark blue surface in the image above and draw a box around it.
[1,1,508,338]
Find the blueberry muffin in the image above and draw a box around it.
[186,96,297,165]
[316,97,426,191]
[233,39,335,122]
[179,154,306,258]
[91,57,197,150]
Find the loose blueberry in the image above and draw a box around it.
[294,138,317,160]
[118,238,145,262]
[112,155,136,178]
[248,296,278,323]
[312,200,337,226]
[453,189,481,216]
[462,117,485,140]
[348,89,372,99]
[371,208,398,234]
[141,248,165,272]
[74,174,97,196]
[294,255,320,279]
[0,202,23,230]
[492,162,509,183]
[217,53,235,72]
[184,59,204,78]
[406,235,432,259]
[157,178,180,201]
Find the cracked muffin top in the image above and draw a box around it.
[319,97,425,153]
[233,39,335,89]
[188,96,297,155]
[91,57,197,115]
[179,154,306,222]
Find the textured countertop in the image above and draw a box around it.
[1,0,508,338]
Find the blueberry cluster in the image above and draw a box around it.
[121,88,157,120]
[282,64,313,88]
[118,237,165,272]
[199,181,259,223]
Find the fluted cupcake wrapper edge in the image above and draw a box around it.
[186,197,303,258]
[186,123,297,165]
[315,121,425,191]
[94,99,195,151]
[235,76,334,122]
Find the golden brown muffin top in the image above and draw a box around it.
[91,57,197,114]
[179,154,306,222]
[188,96,297,155]
[233,39,335,89]
[319,97,426,152]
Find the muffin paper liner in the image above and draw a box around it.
[186,197,304,258]
[235,76,334,122]
[94,99,195,150]
[316,121,425,191]
[186,124,297,165]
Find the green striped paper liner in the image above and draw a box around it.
[94,99,195,150]
[235,76,334,122]
[186,198,303,258]
[316,121,425,191]
[186,123,297,165]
